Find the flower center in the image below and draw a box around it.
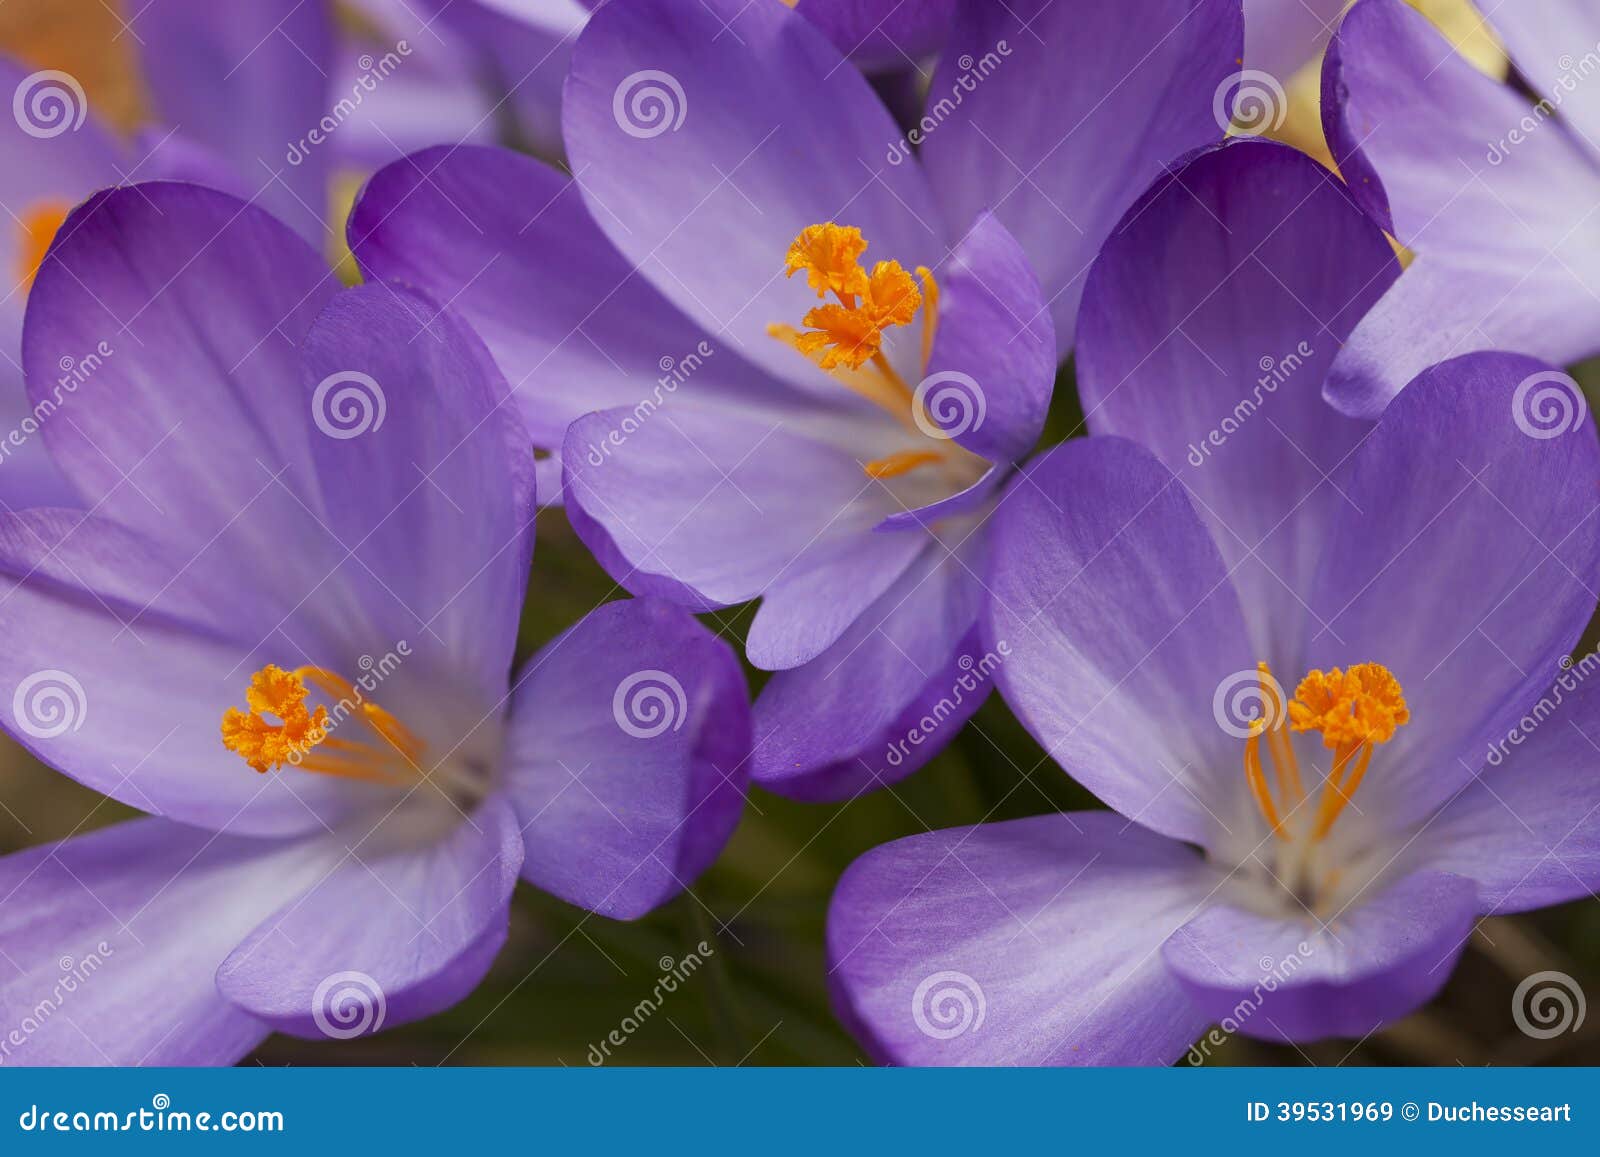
[770,222,967,481]
[1240,662,1409,909]
[16,200,69,294]
[220,664,426,789]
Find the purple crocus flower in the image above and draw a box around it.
[827,140,1600,1065]
[1245,0,1347,79]
[348,0,1242,799]
[0,181,749,1065]
[1323,0,1600,416]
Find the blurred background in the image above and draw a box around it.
[1,0,1597,1066]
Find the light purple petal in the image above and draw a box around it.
[131,0,335,244]
[21,182,341,619]
[1163,870,1479,1041]
[349,144,794,449]
[1425,672,1600,915]
[922,0,1241,344]
[922,212,1054,464]
[1479,2,1600,156]
[215,795,523,1038]
[1305,352,1600,827]
[752,533,988,800]
[985,438,1256,847]
[562,403,910,613]
[504,599,749,920]
[563,0,943,393]
[828,813,1213,1065]
[792,0,956,69]
[0,818,330,1065]
[1323,0,1600,414]
[1078,139,1397,662]
[299,281,536,703]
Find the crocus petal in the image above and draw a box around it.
[1077,139,1398,663]
[1163,870,1480,1042]
[563,404,908,611]
[1304,352,1600,827]
[1425,673,1600,915]
[1323,0,1600,414]
[922,0,1241,344]
[753,532,987,800]
[503,599,750,920]
[792,0,956,69]
[922,212,1054,465]
[1478,2,1600,156]
[21,183,341,613]
[985,438,1256,847]
[562,0,942,392]
[299,281,536,702]
[349,144,793,448]
[0,818,333,1065]
[131,0,335,244]
[215,795,524,1038]
[828,813,1214,1066]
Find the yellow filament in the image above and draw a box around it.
[864,450,945,479]
[1244,728,1286,840]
